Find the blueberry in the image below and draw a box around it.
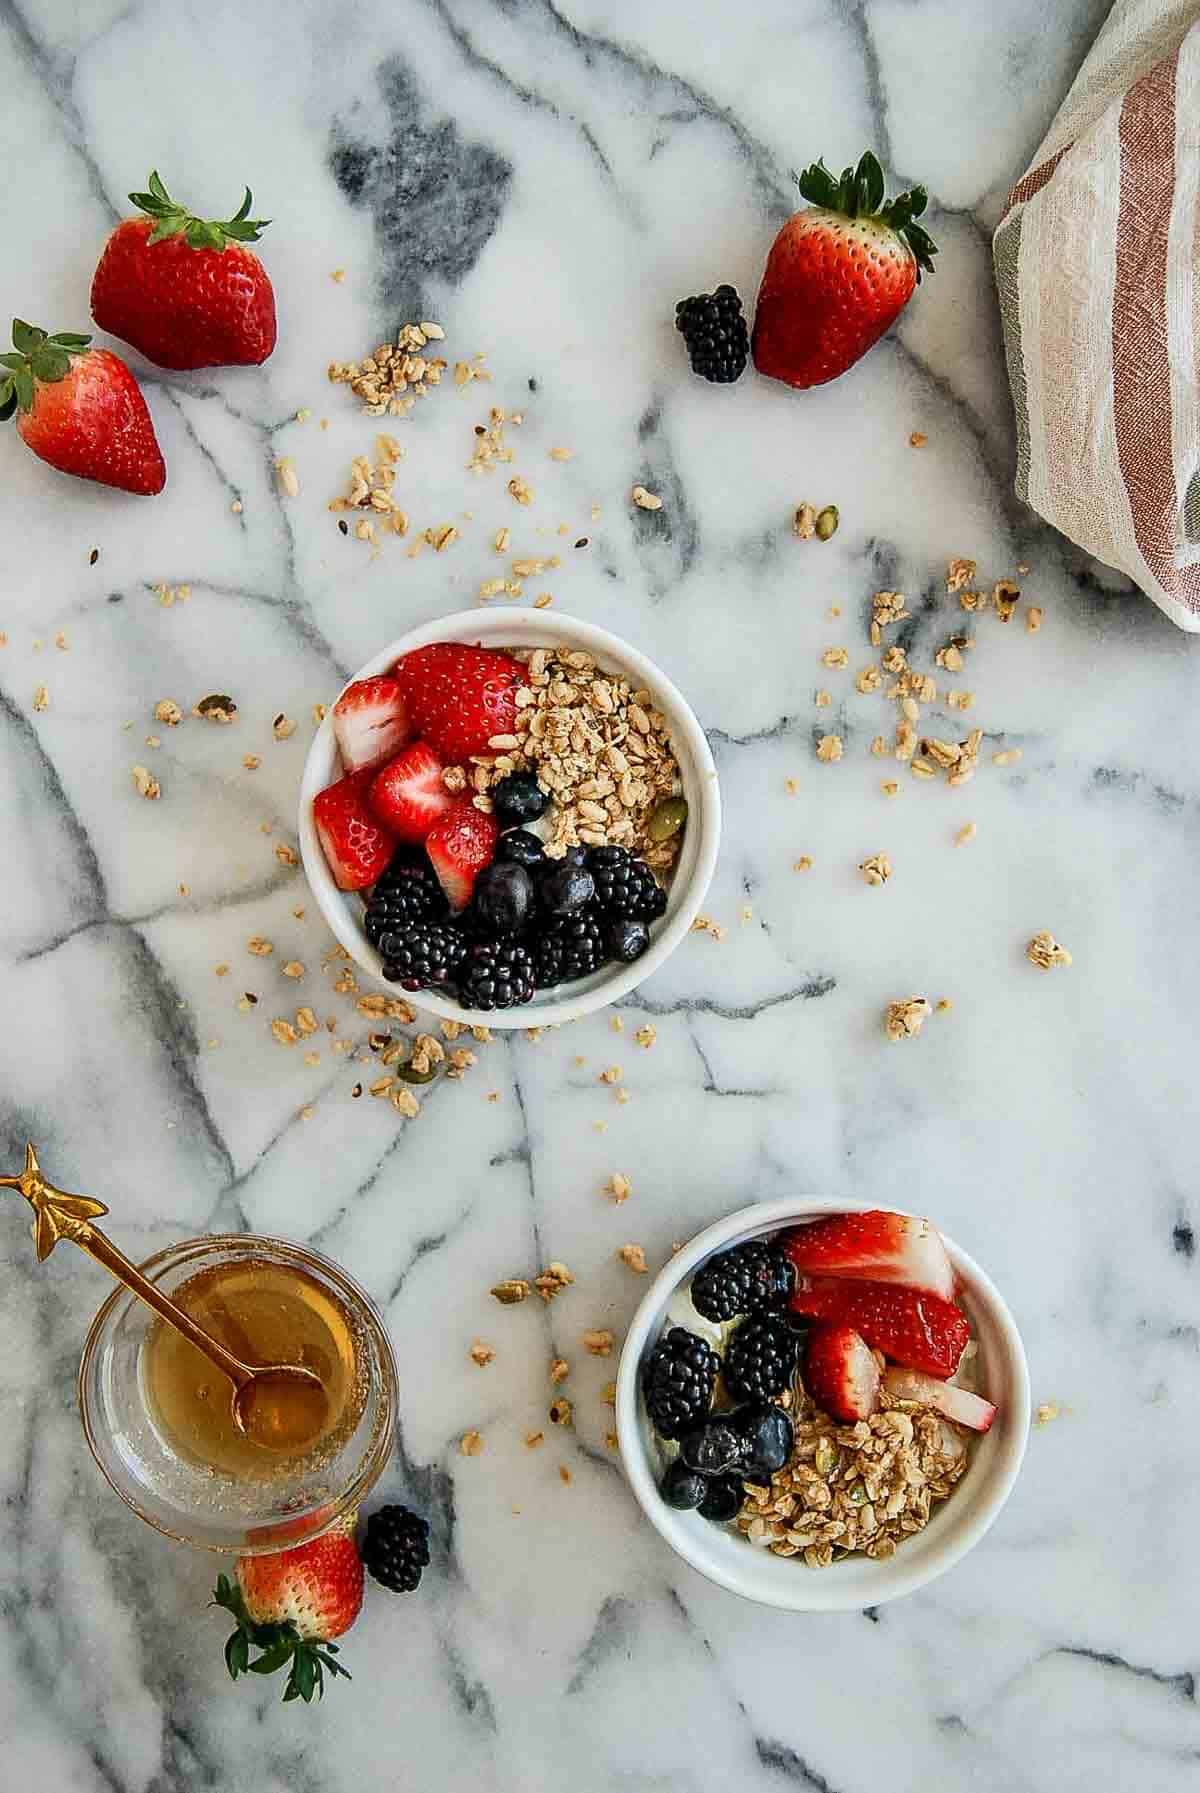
[679,1419,746,1478]
[606,916,650,964]
[660,1459,708,1511]
[539,863,595,916]
[698,1477,743,1523]
[495,829,546,870]
[471,863,533,936]
[559,846,589,867]
[731,1402,794,1485]
[492,773,548,829]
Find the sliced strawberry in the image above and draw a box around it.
[883,1367,996,1433]
[803,1323,880,1422]
[395,643,526,763]
[313,769,395,891]
[424,802,499,911]
[790,1277,969,1380]
[367,741,453,843]
[781,1210,955,1302]
[333,675,412,773]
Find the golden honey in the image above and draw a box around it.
[142,1256,365,1477]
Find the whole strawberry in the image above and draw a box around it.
[92,171,276,370]
[753,151,936,390]
[214,1522,363,1703]
[0,319,165,494]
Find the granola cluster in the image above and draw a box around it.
[450,645,683,868]
[327,321,450,416]
[737,1388,968,1567]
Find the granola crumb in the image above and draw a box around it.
[634,1025,656,1050]
[946,558,977,593]
[870,735,887,757]
[559,1466,573,1485]
[549,1357,570,1385]
[793,503,816,539]
[549,1398,573,1427]
[32,685,48,713]
[815,690,831,708]
[275,843,299,867]
[599,1065,622,1085]
[1026,930,1072,971]
[281,960,304,979]
[330,268,346,283]
[1026,606,1044,633]
[859,853,892,887]
[460,1430,484,1457]
[909,431,927,447]
[606,1173,631,1203]
[534,1262,575,1302]
[955,822,977,847]
[270,1019,298,1047]
[618,1243,648,1273]
[247,936,273,957]
[273,714,297,741]
[881,781,899,798]
[54,631,68,651]
[242,753,261,770]
[470,1340,496,1368]
[993,578,1021,622]
[524,1430,544,1449]
[507,475,534,506]
[1035,1401,1061,1427]
[131,764,160,800]
[154,698,183,727]
[491,1279,531,1305]
[884,997,932,1042]
[992,748,1022,767]
[275,457,299,498]
[794,855,813,873]
[582,1329,614,1357]
[214,963,230,977]
[632,485,662,511]
[822,648,849,670]
[785,777,800,796]
[935,998,953,1013]
[816,735,843,763]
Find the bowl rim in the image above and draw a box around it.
[615,1197,1031,1611]
[298,608,721,1029]
[77,1232,398,1554]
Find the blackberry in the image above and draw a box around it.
[531,908,608,988]
[723,1313,798,1405]
[455,939,536,1011]
[363,849,448,946]
[674,284,750,384]
[690,1240,794,1324]
[361,1504,431,1594]
[643,1326,719,1440]
[381,919,467,992]
[587,847,667,921]
[492,772,548,829]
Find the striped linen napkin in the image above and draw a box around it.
[994,0,1200,631]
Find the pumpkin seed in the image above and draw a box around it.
[647,795,687,842]
[398,1059,438,1085]
[846,1480,868,1506]
[815,505,839,541]
[814,1436,839,1478]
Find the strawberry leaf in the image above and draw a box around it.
[129,170,270,249]
[856,151,885,215]
[224,1628,250,1680]
[12,320,46,355]
[47,332,91,349]
[0,353,24,370]
[0,380,15,423]
[11,366,33,413]
[30,347,70,384]
[795,159,840,210]
[248,1638,296,1677]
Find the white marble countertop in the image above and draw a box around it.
[3,1,1199,1788]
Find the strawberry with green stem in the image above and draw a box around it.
[752,150,937,390]
[213,1522,363,1704]
[91,171,276,370]
[1,319,166,495]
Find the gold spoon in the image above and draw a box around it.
[2,1143,329,1453]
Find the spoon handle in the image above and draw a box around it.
[77,1225,250,1390]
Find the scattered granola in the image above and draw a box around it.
[470,1340,495,1368]
[607,1173,632,1203]
[491,1279,531,1305]
[154,698,183,727]
[247,936,273,957]
[816,734,843,763]
[460,1430,484,1457]
[549,1357,569,1385]
[273,714,297,741]
[909,431,927,447]
[32,685,48,712]
[631,485,662,511]
[533,1262,575,1301]
[275,456,299,498]
[822,647,849,670]
[549,1398,573,1427]
[618,1243,648,1273]
[794,855,813,872]
[946,558,977,593]
[582,1330,614,1357]
[859,853,892,886]
[884,997,932,1042]
[1026,930,1072,971]
[993,579,1020,622]
[1035,1402,1061,1427]
[524,1431,544,1449]
[955,822,977,847]
[634,1025,656,1050]
[1026,606,1044,633]
[328,322,449,416]
[131,764,160,800]
[870,590,908,646]
[992,747,1022,767]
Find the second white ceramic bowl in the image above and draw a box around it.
[616,1198,1030,1611]
[299,609,720,1028]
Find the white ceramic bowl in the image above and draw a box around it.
[299,609,720,1029]
[616,1199,1030,1610]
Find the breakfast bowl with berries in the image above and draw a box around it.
[616,1201,1029,1610]
[299,610,720,1027]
